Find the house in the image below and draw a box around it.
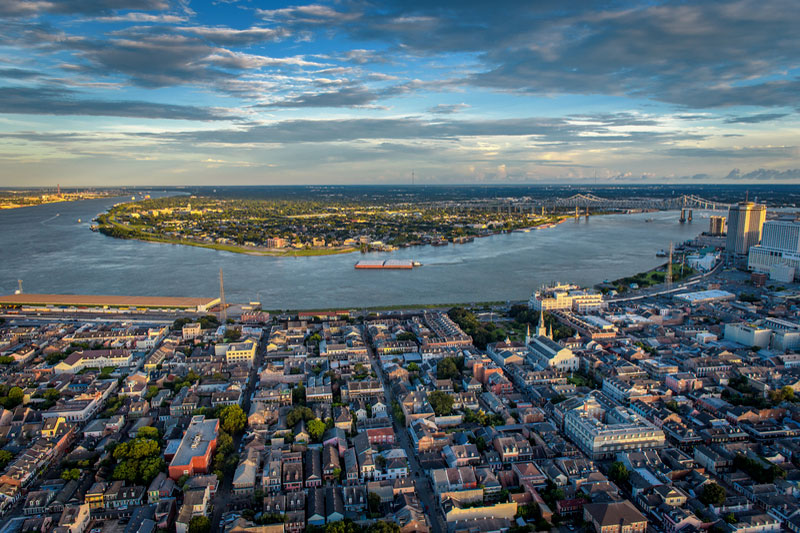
[307,488,326,526]
[325,487,344,523]
[58,503,91,533]
[305,448,323,488]
[322,444,340,482]
[175,487,210,533]
[283,462,303,492]
[232,448,259,496]
[147,472,175,504]
[583,501,648,533]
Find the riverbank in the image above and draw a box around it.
[96,203,574,257]
[97,213,358,257]
[604,260,697,294]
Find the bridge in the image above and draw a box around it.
[475,193,732,213]
[544,193,731,210]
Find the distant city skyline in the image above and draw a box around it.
[0,0,798,186]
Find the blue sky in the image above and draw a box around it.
[0,0,798,185]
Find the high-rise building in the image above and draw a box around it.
[726,202,766,255]
[748,219,800,281]
[709,216,726,236]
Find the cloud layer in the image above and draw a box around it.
[0,0,797,184]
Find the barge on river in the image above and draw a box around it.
[355,260,421,270]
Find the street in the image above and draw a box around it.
[209,335,265,533]
[366,340,446,533]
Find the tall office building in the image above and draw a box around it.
[748,219,800,281]
[726,202,766,255]
[709,216,726,236]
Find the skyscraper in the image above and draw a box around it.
[709,216,726,236]
[748,219,800,281]
[725,202,766,255]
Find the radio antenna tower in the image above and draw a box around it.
[665,242,673,288]
[219,268,227,323]
[411,170,415,186]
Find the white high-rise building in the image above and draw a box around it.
[748,219,800,281]
[726,202,766,255]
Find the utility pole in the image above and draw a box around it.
[219,268,227,323]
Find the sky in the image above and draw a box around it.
[0,0,798,186]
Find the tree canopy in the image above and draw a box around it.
[220,404,247,434]
[428,390,454,416]
[699,483,726,506]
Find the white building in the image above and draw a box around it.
[724,323,772,349]
[526,335,579,371]
[748,220,800,281]
[564,403,665,460]
[529,283,603,312]
[182,322,202,341]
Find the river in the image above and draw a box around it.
[0,195,711,309]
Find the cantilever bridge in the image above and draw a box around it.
[477,193,733,212]
[546,193,731,210]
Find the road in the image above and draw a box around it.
[365,338,446,533]
[608,260,724,303]
[210,336,265,533]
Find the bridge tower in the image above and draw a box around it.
[575,206,579,219]
[688,209,693,222]
[585,206,589,219]
[665,242,673,288]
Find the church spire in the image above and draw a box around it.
[537,308,547,337]
[525,324,531,346]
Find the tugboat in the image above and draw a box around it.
[656,250,667,257]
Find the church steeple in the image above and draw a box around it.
[537,308,547,337]
[547,323,553,340]
[525,324,531,346]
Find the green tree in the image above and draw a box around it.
[224,328,241,341]
[367,492,381,515]
[428,390,454,416]
[308,418,326,442]
[61,468,80,481]
[217,431,234,455]
[0,356,14,365]
[188,515,211,533]
[6,387,23,408]
[286,406,315,427]
[368,522,401,533]
[699,483,726,506]
[407,362,420,372]
[137,426,160,440]
[293,384,306,405]
[0,450,13,469]
[608,462,630,485]
[396,332,417,342]
[220,404,247,434]
[437,358,459,380]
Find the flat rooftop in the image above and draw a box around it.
[0,293,219,309]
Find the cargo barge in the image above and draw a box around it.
[355,260,421,269]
